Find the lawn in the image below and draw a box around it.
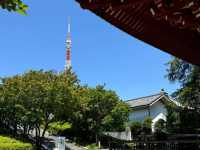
[0,135,34,150]
[86,143,100,150]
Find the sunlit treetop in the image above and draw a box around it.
[0,0,28,14]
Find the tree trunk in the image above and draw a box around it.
[42,122,48,138]
[35,125,41,149]
[95,134,98,145]
[23,125,27,136]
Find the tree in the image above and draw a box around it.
[21,70,78,146]
[87,85,128,143]
[48,121,71,135]
[166,58,200,133]
[102,101,130,132]
[0,70,79,148]
[0,0,28,14]
[69,85,130,143]
[55,69,80,122]
[166,103,180,133]
[0,70,129,146]
[166,58,200,109]
[0,75,24,135]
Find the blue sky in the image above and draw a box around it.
[0,0,179,100]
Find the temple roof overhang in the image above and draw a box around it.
[76,0,200,66]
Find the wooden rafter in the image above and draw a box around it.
[76,0,200,66]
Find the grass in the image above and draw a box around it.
[86,143,100,150]
[0,135,34,150]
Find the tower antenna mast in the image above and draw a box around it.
[65,17,72,71]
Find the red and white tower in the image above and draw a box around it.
[65,17,72,70]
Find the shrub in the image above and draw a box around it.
[154,119,168,140]
[130,121,142,135]
[0,135,34,150]
[155,119,166,131]
[86,143,99,150]
[142,117,152,134]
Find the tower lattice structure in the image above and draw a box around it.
[65,18,72,71]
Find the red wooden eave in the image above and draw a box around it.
[76,0,200,66]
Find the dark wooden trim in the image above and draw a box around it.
[76,0,200,66]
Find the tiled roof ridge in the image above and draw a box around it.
[125,92,163,102]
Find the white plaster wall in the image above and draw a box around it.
[129,108,149,122]
[129,100,167,130]
[150,101,167,119]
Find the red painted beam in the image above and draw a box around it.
[76,0,200,66]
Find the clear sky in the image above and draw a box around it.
[0,0,179,100]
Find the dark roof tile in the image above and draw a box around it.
[125,93,163,108]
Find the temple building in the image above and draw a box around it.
[125,90,180,132]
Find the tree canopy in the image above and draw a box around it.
[69,85,130,142]
[0,0,28,14]
[0,70,79,146]
[166,58,200,110]
[166,58,200,133]
[0,69,130,145]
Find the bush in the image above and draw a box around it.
[154,119,168,140]
[0,135,34,150]
[86,143,99,150]
[155,119,166,131]
[130,121,142,135]
[142,117,152,134]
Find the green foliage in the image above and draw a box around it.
[0,0,28,14]
[154,119,168,140]
[130,117,152,136]
[86,143,99,150]
[0,70,79,147]
[48,122,71,135]
[126,143,136,149]
[179,109,200,133]
[0,70,128,144]
[166,100,200,134]
[0,135,33,150]
[166,103,180,133]
[102,101,130,132]
[70,85,129,142]
[142,117,152,134]
[166,58,200,109]
[166,58,200,133]
[166,58,193,83]
[130,121,142,135]
[154,119,166,132]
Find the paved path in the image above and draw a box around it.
[17,127,86,150]
[65,141,86,150]
[47,136,86,150]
